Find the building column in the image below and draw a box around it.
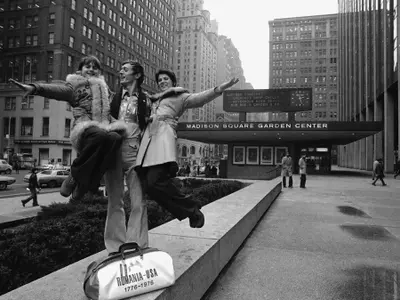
[365,107,374,170]
[359,113,366,170]
[384,91,395,172]
[374,99,384,160]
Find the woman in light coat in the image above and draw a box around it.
[136,69,238,228]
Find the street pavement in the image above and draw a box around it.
[203,170,400,300]
[0,170,59,198]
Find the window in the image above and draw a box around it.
[69,36,75,48]
[5,97,16,110]
[49,13,55,25]
[70,17,75,29]
[64,119,71,137]
[71,0,76,10]
[3,117,16,137]
[21,117,33,136]
[43,98,50,109]
[42,117,49,136]
[48,32,55,44]
[19,96,32,110]
[67,55,73,67]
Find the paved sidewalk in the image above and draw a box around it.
[204,172,400,300]
[0,192,69,229]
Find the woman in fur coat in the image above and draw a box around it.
[9,55,127,199]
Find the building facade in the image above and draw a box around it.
[215,35,249,122]
[268,14,339,122]
[337,0,399,172]
[173,0,219,165]
[0,0,176,164]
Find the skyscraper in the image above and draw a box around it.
[215,34,249,122]
[337,0,399,172]
[0,0,176,165]
[174,0,217,122]
[268,14,339,122]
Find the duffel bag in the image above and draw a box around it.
[84,242,175,300]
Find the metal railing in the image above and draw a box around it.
[265,165,282,180]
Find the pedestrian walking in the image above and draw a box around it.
[372,158,386,186]
[372,158,379,180]
[299,153,307,188]
[281,152,293,188]
[21,168,40,207]
[394,159,400,179]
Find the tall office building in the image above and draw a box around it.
[174,0,217,122]
[173,0,219,166]
[337,0,399,172]
[268,14,339,122]
[215,34,249,122]
[0,0,176,165]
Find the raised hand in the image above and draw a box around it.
[9,79,35,99]
[217,78,240,93]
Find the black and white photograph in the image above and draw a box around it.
[260,146,273,165]
[275,146,288,165]
[232,146,245,165]
[246,146,259,165]
[1,0,399,299]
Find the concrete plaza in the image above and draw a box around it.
[204,171,400,300]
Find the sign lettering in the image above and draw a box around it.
[181,122,329,131]
[223,88,312,112]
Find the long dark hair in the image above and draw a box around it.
[120,60,148,131]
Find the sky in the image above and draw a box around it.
[202,0,339,89]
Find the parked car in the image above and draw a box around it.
[24,170,70,188]
[0,159,12,175]
[0,175,16,190]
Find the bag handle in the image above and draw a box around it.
[118,242,143,259]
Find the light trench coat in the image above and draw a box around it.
[136,88,220,168]
[299,157,307,175]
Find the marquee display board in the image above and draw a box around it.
[223,88,313,112]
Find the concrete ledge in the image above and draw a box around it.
[1,178,282,300]
[0,207,41,230]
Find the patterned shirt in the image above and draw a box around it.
[118,89,141,140]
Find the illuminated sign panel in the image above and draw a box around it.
[223,88,312,112]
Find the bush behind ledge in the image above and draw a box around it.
[0,178,245,296]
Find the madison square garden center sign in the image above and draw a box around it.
[223,88,313,112]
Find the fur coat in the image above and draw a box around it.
[31,74,127,151]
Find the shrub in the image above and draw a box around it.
[0,178,245,295]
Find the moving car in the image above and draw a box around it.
[0,159,12,175]
[0,175,16,190]
[24,169,70,188]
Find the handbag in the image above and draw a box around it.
[83,242,175,300]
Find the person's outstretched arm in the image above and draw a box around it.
[9,78,75,104]
[182,78,239,110]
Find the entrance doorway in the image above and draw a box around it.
[295,145,332,174]
[62,149,72,166]
[38,148,49,166]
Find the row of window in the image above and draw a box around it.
[4,96,71,111]
[271,40,337,49]
[3,117,71,138]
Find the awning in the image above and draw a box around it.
[176,121,383,145]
